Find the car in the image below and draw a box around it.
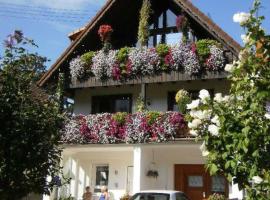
[130,190,190,200]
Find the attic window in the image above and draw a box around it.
[148,9,180,47]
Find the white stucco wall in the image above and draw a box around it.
[73,80,230,115]
[59,146,133,200]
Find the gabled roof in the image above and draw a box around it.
[38,0,241,87]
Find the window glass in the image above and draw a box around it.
[158,14,163,28]
[188,175,203,187]
[96,166,109,186]
[212,175,226,193]
[166,9,177,27]
[166,33,181,45]
[92,94,132,114]
[115,96,131,112]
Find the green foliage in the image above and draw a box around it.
[0,31,63,199]
[156,44,170,57]
[175,90,191,114]
[112,112,128,125]
[147,111,161,125]
[187,1,270,199]
[116,47,130,63]
[195,39,220,62]
[81,51,95,66]
[208,193,227,200]
[136,96,147,112]
[138,0,151,47]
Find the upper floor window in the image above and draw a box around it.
[92,94,132,114]
[145,9,198,47]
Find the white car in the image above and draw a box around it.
[130,190,190,200]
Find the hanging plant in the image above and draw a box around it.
[98,24,113,52]
[138,0,152,47]
[176,14,189,42]
[146,169,159,178]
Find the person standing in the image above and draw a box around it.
[99,186,110,200]
[83,186,92,200]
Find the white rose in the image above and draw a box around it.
[187,99,200,110]
[264,113,270,119]
[188,119,202,129]
[252,176,263,184]
[191,110,211,120]
[199,89,210,104]
[211,115,220,126]
[190,130,198,136]
[214,93,223,103]
[208,124,220,136]
[200,142,210,157]
[223,95,230,102]
[233,12,251,25]
[241,34,250,44]
[224,63,235,73]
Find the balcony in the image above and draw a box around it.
[69,41,232,89]
[61,111,190,145]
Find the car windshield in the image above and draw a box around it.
[131,193,170,200]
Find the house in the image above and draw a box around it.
[38,0,244,199]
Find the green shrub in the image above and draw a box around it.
[156,43,170,57]
[117,47,130,63]
[208,193,227,200]
[112,112,128,125]
[147,111,161,125]
[195,39,221,61]
[81,51,95,66]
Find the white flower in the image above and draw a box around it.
[211,115,220,126]
[241,34,250,44]
[223,95,230,102]
[188,119,202,129]
[208,124,219,136]
[187,99,200,110]
[190,110,211,120]
[200,142,210,157]
[252,176,263,184]
[264,113,270,119]
[199,89,210,103]
[190,130,198,136]
[233,12,251,25]
[214,93,223,103]
[224,63,235,73]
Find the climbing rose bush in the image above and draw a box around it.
[187,1,270,199]
[61,112,187,144]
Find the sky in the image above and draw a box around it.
[0,0,269,68]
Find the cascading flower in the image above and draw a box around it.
[61,112,187,144]
[69,57,86,79]
[205,45,225,71]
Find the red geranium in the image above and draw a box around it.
[98,24,113,42]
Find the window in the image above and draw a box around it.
[148,9,179,46]
[167,90,214,111]
[92,94,132,114]
[95,165,109,186]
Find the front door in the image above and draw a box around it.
[174,165,228,200]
